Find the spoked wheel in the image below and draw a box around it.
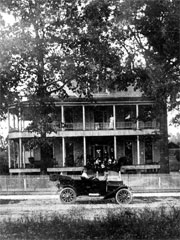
[115,188,133,204]
[59,187,77,204]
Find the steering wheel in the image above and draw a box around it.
[89,176,99,181]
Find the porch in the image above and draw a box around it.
[8,104,160,133]
[8,135,161,174]
[121,164,160,173]
[9,168,41,174]
[46,164,161,174]
[8,164,160,175]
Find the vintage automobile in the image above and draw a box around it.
[50,173,133,204]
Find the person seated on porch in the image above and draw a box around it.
[94,157,101,171]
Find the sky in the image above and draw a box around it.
[168,110,180,139]
[1,12,15,25]
[0,120,8,138]
[0,15,10,139]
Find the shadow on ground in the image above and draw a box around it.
[74,197,164,205]
[0,200,23,205]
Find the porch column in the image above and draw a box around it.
[17,108,20,131]
[136,104,139,130]
[22,111,25,130]
[13,115,16,129]
[21,108,24,131]
[62,137,65,166]
[19,138,22,168]
[82,105,85,130]
[114,136,117,160]
[19,107,23,131]
[137,136,140,164]
[8,139,11,169]
[61,105,64,130]
[113,105,116,129]
[8,109,10,132]
[83,136,86,165]
[22,144,25,168]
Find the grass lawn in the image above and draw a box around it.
[0,206,180,240]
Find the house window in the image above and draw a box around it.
[145,139,153,164]
[125,141,133,165]
[65,143,74,166]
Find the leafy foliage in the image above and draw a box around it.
[0,0,133,128]
[123,0,180,109]
[0,0,178,171]
[1,0,179,118]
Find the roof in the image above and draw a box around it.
[9,86,153,108]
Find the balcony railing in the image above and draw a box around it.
[139,120,159,129]
[9,120,159,132]
[64,122,83,130]
[116,121,136,129]
[63,121,159,130]
[86,122,110,130]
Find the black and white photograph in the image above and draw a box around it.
[0,0,180,239]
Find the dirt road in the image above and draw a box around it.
[0,196,180,222]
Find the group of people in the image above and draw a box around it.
[86,157,116,172]
[82,156,128,180]
[86,155,127,174]
[86,148,117,172]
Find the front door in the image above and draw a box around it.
[125,141,133,165]
[145,139,153,164]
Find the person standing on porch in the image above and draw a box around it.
[109,115,114,129]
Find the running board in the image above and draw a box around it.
[88,193,100,197]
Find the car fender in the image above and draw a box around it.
[57,185,77,193]
[104,185,130,200]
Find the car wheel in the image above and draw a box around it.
[115,188,132,204]
[59,187,77,204]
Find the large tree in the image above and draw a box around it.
[0,0,179,172]
[119,0,179,172]
[0,0,137,130]
[132,0,179,109]
[110,0,179,173]
[1,0,179,113]
[0,0,132,171]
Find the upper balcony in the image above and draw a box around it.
[53,120,159,131]
[8,104,160,138]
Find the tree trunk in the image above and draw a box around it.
[159,103,169,173]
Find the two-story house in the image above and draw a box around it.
[7,87,169,175]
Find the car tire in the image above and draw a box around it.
[59,187,77,204]
[115,188,132,204]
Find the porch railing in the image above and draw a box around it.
[116,121,136,129]
[85,122,110,130]
[139,120,160,129]
[9,120,159,132]
[64,122,83,130]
